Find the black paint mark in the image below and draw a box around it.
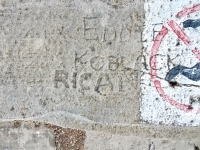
[188,105,193,110]
[165,62,200,81]
[176,39,180,46]
[148,142,155,150]
[168,81,179,87]
[194,145,200,150]
[183,19,200,29]
[189,95,200,106]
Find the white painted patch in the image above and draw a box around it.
[141,0,200,126]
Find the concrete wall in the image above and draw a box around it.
[0,0,199,149]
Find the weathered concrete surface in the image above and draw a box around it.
[0,120,86,150]
[0,120,199,150]
[0,0,143,125]
[0,121,56,150]
[85,131,200,150]
[0,0,200,149]
[29,113,200,142]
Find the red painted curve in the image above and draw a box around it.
[150,27,193,112]
[177,4,200,18]
[149,3,200,113]
[154,80,193,112]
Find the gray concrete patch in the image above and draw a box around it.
[0,120,199,150]
[0,120,86,150]
[0,0,200,149]
[0,0,144,125]
[0,121,56,150]
[85,131,199,150]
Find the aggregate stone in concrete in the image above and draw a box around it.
[0,0,144,125]
[0,120,199,150]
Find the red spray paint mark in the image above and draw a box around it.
[192,49,200,61]
[177,4,200,18]
[149,26,194,112]
[148,4,200,113]
[150,26,168,79]
[168,20,191,45]
[154,80,193,112]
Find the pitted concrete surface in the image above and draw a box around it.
[0,0,143,125]
[85,130,200,150]
[0,120,199,150]
[0,121,56,150]
[0,121,86,150]
[0,0,200,149]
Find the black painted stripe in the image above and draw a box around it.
[183,19,200,28]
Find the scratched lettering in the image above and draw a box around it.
[95,73,113,93]
[83,17,99,40]
[90,56,105,71]
[54,52,141,93]
[54,70,69,88]
[0,0,143,126]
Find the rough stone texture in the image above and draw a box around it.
[85,131,200,150]
[45,123,86,150]
[27,110,200,142]
[0,120,86,150]
[0,0,143,125]
[0,121,56,150]
[0,0,200,149]
[0,120,199,150]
